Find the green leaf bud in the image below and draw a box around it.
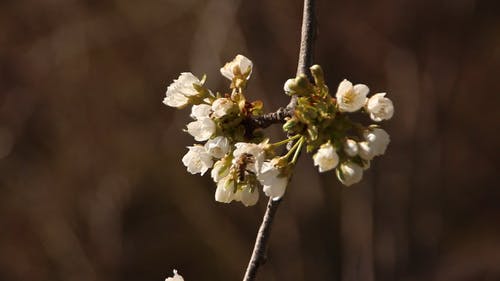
[310,65,325,87]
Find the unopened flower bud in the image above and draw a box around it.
[336,162,363,186]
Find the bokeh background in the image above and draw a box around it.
[1,0,499,280]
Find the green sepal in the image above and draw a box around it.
[283,118,297,132]
[200,74,207,85]
[307,125,319,141]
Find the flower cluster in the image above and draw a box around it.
[164,55,293,206]
[163,55,394,206]
[283,65,394,186]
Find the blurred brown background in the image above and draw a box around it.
[1,0,499,280]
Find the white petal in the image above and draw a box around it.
[220,66,234,80]
[163,93,189,108]
[313,143,339,172]
[335,79,368,112]
[263,177,287,200]
[175,72,201,97]
[211,158,230,182]
[215,177,235,203]
[211,98,235,118]
[186,118,216,141]
[239,187,259,206]
[220,54,253,81]
[236,54,253,78]
[336,79,353,97]
[182,146,213,175]
[190,104,212,120]
[353,84,369,98]
[205,136,230,159]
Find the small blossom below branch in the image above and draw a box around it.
[165,270,184,281]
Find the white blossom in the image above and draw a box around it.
[238,187,259,207]
[358,128,390,160]
[186,117,216,141]
[336,162,363,186]
[215,176,235,203]
[211,158,230,182]
[163,72,201,108]
[165,270,184,281]
[364,128,390,156]
[283,78,295,94]
[190,104,212,120]
[313,142,339,172]
[220,54,253,81]
[344,139,358,157]
[232,142,267,173]
[358,141,374,160]
[205,136,230,159]
[366,93,394,121]
[182,145,213,175]
[211,98,235,118]
[335,79,369,112]
[258,161,288,200]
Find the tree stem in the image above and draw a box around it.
[242,0,316,280]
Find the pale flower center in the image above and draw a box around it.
[323,156,336,167]
[211,147,222,155]
[342,89,355,104]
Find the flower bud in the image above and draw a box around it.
[220,54,253,88]
[310,64,325,87]
[336,162,363,186]
[344,139,358,157]
[366,93,394,121]
[239,186,259,207]
[165,269,184,281]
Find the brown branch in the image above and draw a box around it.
[244,107,292,134]
[242,0,316,280]
[242,198,282,281]
[288,0,316,110]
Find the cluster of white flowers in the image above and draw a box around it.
[335,79,394,121]
[310,79,393,185]
[164,55,290,206]
[312,127,390,186]
[284,68,394,186]
[164,55,395,205]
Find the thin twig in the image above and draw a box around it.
[288,0,316,109]
[242,198,282,281]
[242,1,316,280]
